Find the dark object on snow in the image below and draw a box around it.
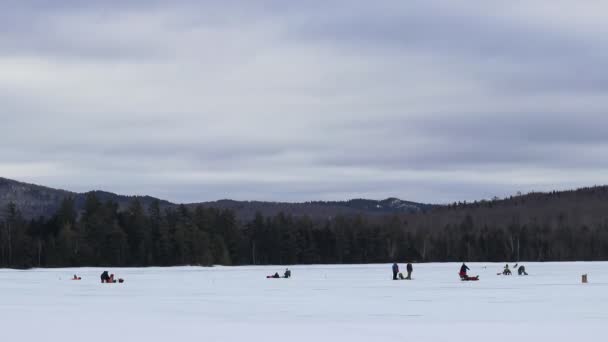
[392,263,399,280]
[459,263,470,279]
[267,272,281,279]
[461,275,479,281]
[118,278,124,283]
[503,264,512,275]
[101,272,117,283]
[518,266,528,276]
[398,272,411,280]
[284,268,291,278]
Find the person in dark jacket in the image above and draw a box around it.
[459,263,470,279]
[392,263,399,280]
[284,268,291,278]
[518,265,528,276]
[406,263,413,280]
[100,271,110,283]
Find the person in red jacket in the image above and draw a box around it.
[459,263,470,279]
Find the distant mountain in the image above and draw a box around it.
[0,177,430,221]
[0,177,174,220]
[192,197,432,221]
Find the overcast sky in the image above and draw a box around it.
[1,0,607,204]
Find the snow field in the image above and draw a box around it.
[0,262,606,342]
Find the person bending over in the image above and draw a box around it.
[518,265,528,276]
[459,263,470,279]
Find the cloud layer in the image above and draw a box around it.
[2,0,608,203]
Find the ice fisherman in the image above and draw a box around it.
[459,263,470,279]
[284,268,291,278]
[406,262,413,280]
[392,262,399,280]
[503,264,512,275]
[100,271,110,283]
[518,265,528,276]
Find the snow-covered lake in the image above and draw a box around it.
[1,262,605,342]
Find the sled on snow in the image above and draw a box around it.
[396,273,413,280]
[102,278,125,283]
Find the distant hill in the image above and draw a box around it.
[0,177,174,220]
[192,197,431,221]
[0,177,430,221]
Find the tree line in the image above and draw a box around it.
[2,188,608,268]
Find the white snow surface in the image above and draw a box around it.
[1,262,606,342]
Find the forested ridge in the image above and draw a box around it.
[0,177,427,222]
[2,185,608,268]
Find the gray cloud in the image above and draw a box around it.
[1,0,608,204]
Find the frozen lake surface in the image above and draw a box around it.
[1,262,606,342]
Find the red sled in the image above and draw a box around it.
[460,275,479,281]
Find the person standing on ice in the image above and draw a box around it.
[392,263,399,280]
[459,263,470,279]
[406,262,413,280]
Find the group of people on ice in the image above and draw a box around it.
[390,262,529,281]
[500,263,528,276]
[392,262,413,280]
[459,262,529,280]
[267,268,292,279]
[100,271,124,283]
[67,271,124,283]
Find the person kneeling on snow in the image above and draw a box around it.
[100,271,110,283]
[284,268,291,278]
[459,263,470,279]
[503,264,512,275]
[518,265,528,276]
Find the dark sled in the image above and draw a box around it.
[397,273,412,280]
